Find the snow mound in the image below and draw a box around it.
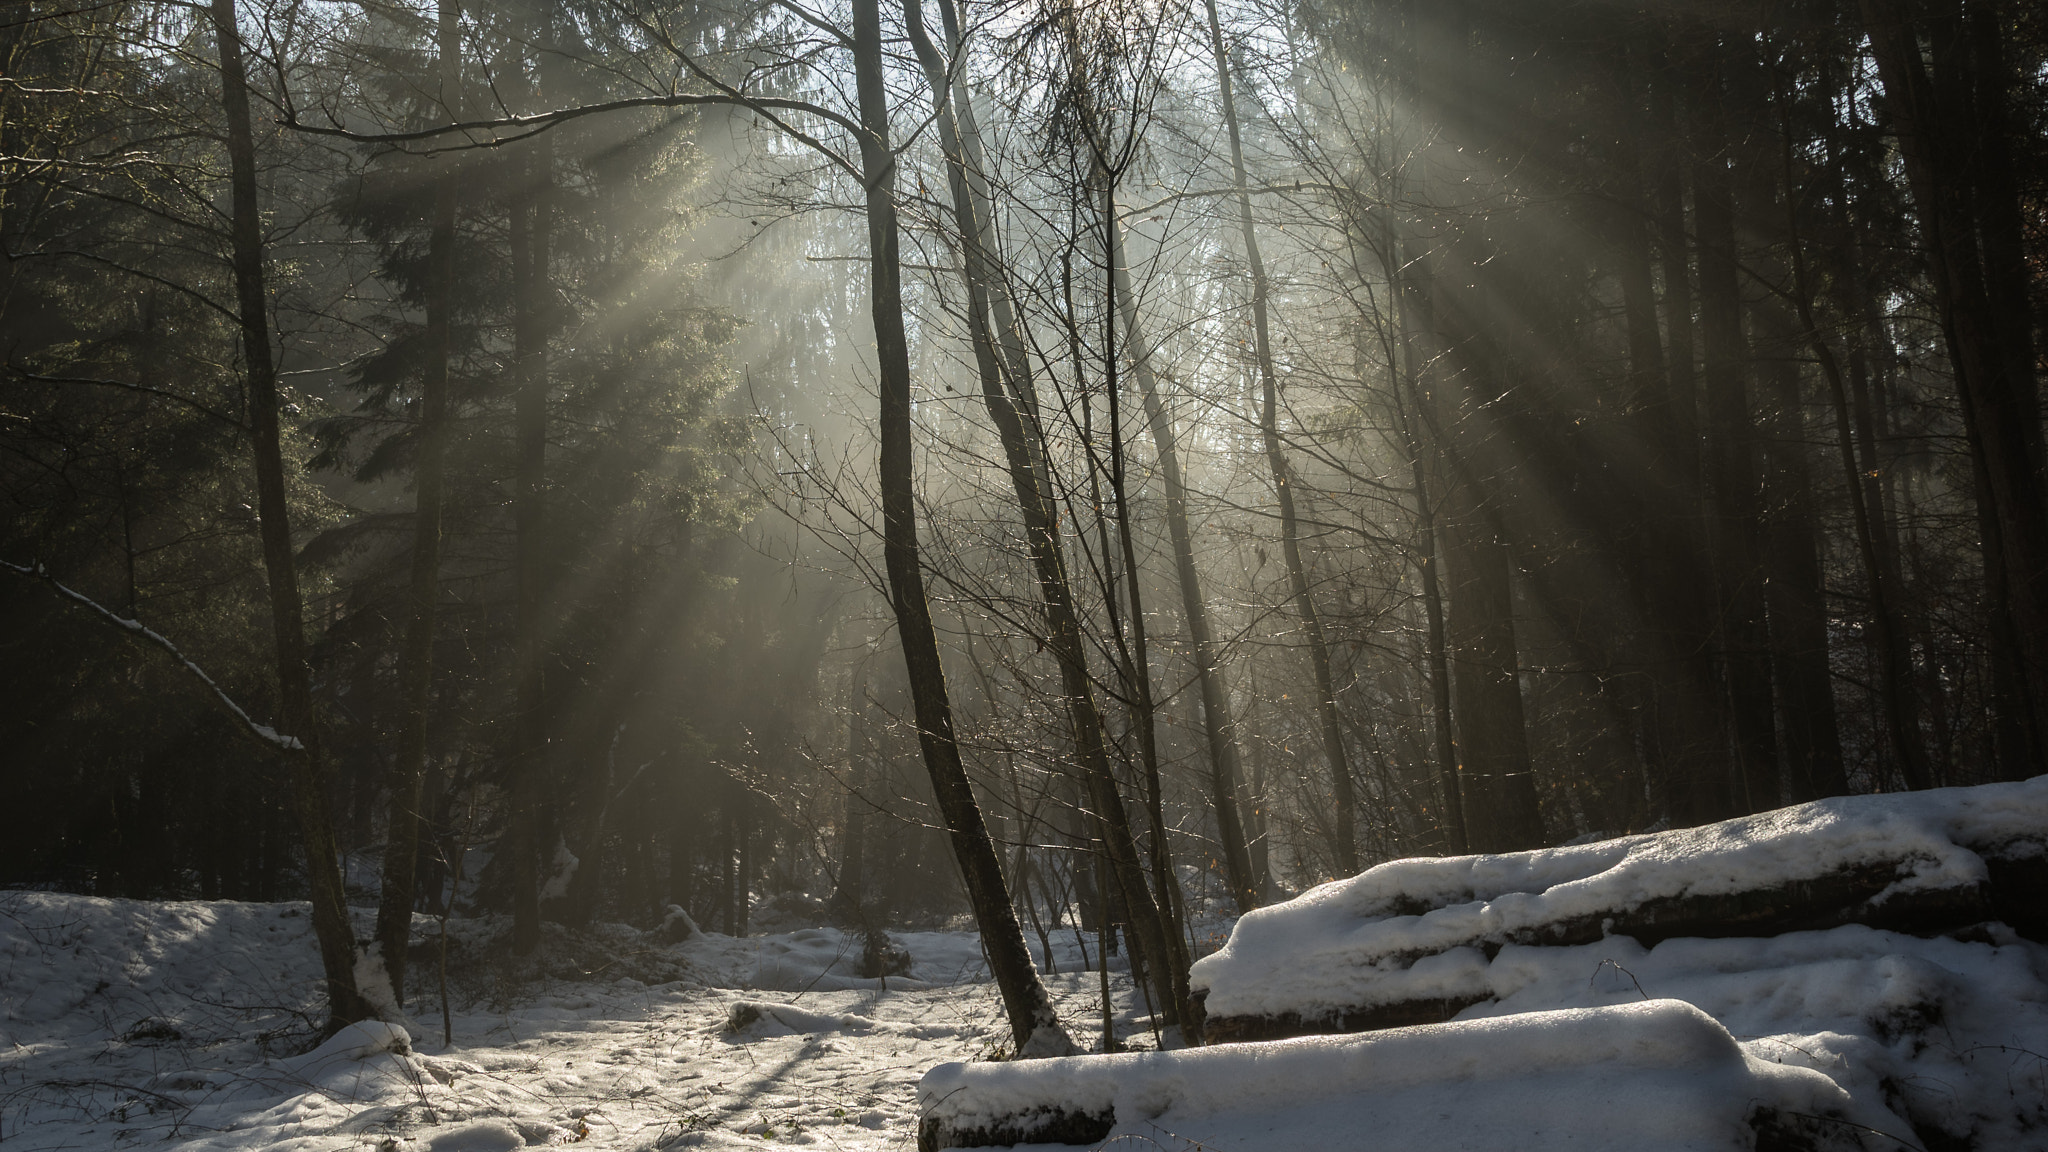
[0,892,331,1054]
[426,1120,526,1151]
[918,999,1907,1151]
[680,924,940,992]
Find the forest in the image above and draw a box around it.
[2,0,2046,1133]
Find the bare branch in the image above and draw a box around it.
[9,365,248,430]
[0,559,305,752]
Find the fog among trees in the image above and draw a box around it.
[2,0,2043,1048]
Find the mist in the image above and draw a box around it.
[1,0,2045,1140]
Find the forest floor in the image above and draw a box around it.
[13,779,2048,1152]
[0,892,1177,1151]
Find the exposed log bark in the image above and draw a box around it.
[1199,845,2048,1045]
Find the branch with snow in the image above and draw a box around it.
[1,558,304,752]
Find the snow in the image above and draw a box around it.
[0,892,1136,1150]
[918,999,1913,1151]
[1158,776,2048,1150]
[1441,924,2048,1145]
[10,780,2047,1151]
[1191,776,2048,1024]
[537,842,580,902]
[354,943,403,1019]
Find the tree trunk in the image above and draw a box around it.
[1437,474,1543,853]
[1380,222,1468,855]
[1726,52,1845,807]
[1861,0,2048,781]
[1850,301,1946,784]
[375,0,460,1007]
[1635,33,1732,828]
[1689,61,1773,819]
[509,40,553,955]
[1111,231,1259,906]
[832,656,873,921]
[1746,279,1841,805]
[1963,1,2039,476]
[861,0,1073,1057]
[209,0,372,1032]
[1406,0,1543,851]
[907,0,1186,1031]
[734,792,750,936]
[1099,193,1192,1014]
[714,805,733,932]
[1204,0,1356,873]
[1774,161,1935,793]
[1753,328,1843,806]
[667,783,693,913]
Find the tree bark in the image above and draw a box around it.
[1111,232,1260,906]
[209,0,372,1031]
[831,656,874,922]
[1689,57,1773,819]
[1775,155,1935,792]
[1404,446,1463,853]
[1635,33,1732,827]
[1408,0,1543,853]
[1726,51,1846,807]
[375,0,460,1007]
[1204,0,1356,873]
[910,0,1188,1030]
[1962,1,2039,476]
[1860,0,2048,781]
[1438,464,1543,854]
[861,0,1074,1057]
[1386,243,1466,854]
[1098,187,1192,1014]
[509,14,553,956]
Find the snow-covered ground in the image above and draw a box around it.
[0,893,1153,1151]
[11,780,2048,1151]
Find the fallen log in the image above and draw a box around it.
[917,1001,1903,1151]
[1191,780,2048,1046]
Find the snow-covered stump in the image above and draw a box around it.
[916,1000,1907,1151]
[1191,778,2048,1045]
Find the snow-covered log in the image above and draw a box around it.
[1191,778,2048,1044]
[916,1000,1907,1151]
